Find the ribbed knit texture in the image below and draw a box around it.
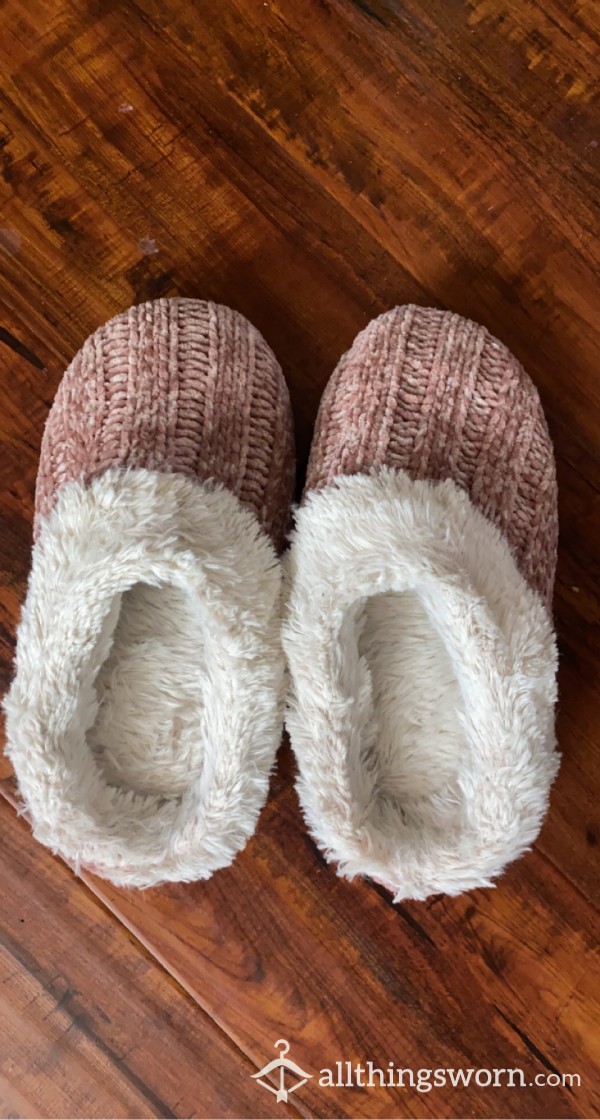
[35,299,295,548]
[306,306,557,608]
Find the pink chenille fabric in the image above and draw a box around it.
[35,298,295,550]
[305,305,557,610]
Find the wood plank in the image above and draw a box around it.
[0,796,302,1120]
[1,758,597,1119]
[4,0,599,449]
[1,0,600,1116]
[83,767,600,1120]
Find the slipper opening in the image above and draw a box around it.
[88,580,215,800]
[356,588,469,838]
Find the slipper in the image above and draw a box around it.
[5,298,295,887]
[283,305,559,901]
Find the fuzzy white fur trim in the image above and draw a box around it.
[5,469,284,888]
[283,469,559,901]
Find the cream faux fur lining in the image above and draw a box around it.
[283,469,559,901]
[5,469,284,888]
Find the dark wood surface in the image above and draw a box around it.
[1,0,599,1117]
[0,797,298,1120]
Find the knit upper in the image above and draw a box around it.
[35,298,295,549]
[306,305,557,608]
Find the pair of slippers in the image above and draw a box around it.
[5,300,559,900]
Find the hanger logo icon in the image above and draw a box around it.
[252,1039,313,1104]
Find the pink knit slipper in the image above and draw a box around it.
[5,299,294,888]
[283,306,558,901]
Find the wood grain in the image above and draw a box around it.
[1,0,599,1116]
[0,796,301,1120]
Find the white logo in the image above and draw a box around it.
[252,1039,312,1104]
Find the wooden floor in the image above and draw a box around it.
[1,1,599,1117]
